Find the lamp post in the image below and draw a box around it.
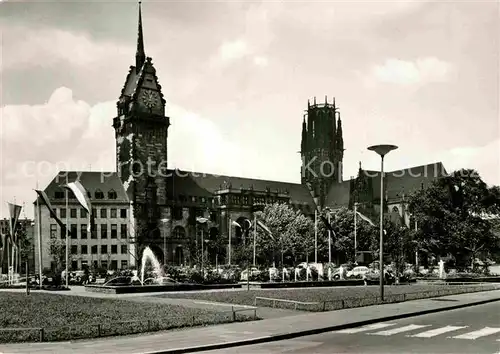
[160,219,169,265]
[196,217,209,277]
[324,207,332,265]
[368,144,398,302]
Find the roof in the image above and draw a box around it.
[363,162,447,200]
[34,171,129,204]
[325,180,352,209]
[165,169,316,206]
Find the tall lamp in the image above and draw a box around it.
[196,217,209,277]
[368,144,398,301]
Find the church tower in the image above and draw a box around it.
[300,96,344,207]
[113,2,170,255]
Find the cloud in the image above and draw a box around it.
[253,56,268,67]
[369,57,454,85]
[1,26,132,72]
[218,39,250,62]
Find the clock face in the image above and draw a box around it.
[142,90,159,109]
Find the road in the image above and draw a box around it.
[200,301,500,354]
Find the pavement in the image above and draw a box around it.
[0,289,498,354]
[201,301,500,354]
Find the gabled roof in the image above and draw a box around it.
[34,171,129,204]
[363,162,447,200]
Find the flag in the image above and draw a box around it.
[34,189,67,232]
[256,220,274,240]
[305,183,321,213]
[64,180,93,233]
[356,211,376,227]
[7,202,22,244]
[320,215,336,236]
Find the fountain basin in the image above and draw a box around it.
[85,282,242,294]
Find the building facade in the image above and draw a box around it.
[33,4,448,270]
[34,172,136,272]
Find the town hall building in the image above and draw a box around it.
[34,4,447,271]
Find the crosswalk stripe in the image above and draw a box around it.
[335,323,397,334]
[408,326,468,338]
[452,327,500,340]
[369,324,431,336]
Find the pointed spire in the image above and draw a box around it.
[308,99,310,108]
[359,161,362,170]
[325,95,328,104]
[136,0,146,73]
[314,96,316,105]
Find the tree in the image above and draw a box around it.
[408,169,500,269]
[48,239,72,274]
[253,203,315,267]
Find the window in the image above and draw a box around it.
[91,224,97,239]
[120,209,127,218]
[108,190,117,199]
[101,245,107,254]
[60,208,66,219]
[110,260,118,270]
[70,224,77,239]
[121,245,128,254]
[121,260,128,269]
[173,226,185,238]
[87,191,92,199]
[201,197,206,203]
[80,209,87,218]
[71,245,78,254]
[173,207,183,220]
[101,260,108,269]
[92,208,97,218]
[110,208,117,218]
[111,224,117,238]
[80,224,88,239]
[120,224,127,239]
[60,227,66,239]
[242,196,249,205]
[111,245,117,254]
[50,224,57,239]
[95,189,104,199]
[100,208,107,219]
[91,245,97,254]
[71,261,78,270]
[101,224,108,239]
[191,196,197,202]
[70,208,77,218]
[55,191,65,199]
[81,245,88,254]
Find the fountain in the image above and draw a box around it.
[140,247,165,284]
[85,246,240,294]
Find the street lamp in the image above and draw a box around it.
[368,144,398,301]
[324,207,332,265]
[196,217,209,276]
[160,218,169,265]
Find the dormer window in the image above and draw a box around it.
[108,190,118,200]
[87,191,92,199]
[95,189,104,200]
[54,191,64,199]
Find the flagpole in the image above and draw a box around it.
[253,214,256,266]
[36,183,43,287]
[354,203,357,264]
[314,209,317,264]
[65,175,69,288]
[328,211,331,264]
[228,216,231,266]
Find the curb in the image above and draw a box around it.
[147,296,500,354]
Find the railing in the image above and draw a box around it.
[0,307,258,343]
[255,283,500,312]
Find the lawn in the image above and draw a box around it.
[156,284,495,310]
[0,292,254,343]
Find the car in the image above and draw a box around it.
[347,266,369,278]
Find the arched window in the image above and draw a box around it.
[172,226,185,239]
[108,190,117,199]
[95,189,104,200]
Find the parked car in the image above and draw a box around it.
[347,266,370,278]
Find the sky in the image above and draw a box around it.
[1,0,499,219]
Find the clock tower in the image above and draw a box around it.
[113,1,170,258]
